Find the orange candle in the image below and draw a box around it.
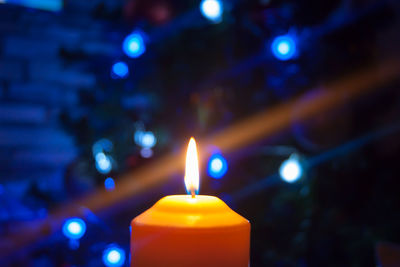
[130,138,250,267]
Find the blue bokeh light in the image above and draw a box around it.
[92,138,113,156]
[271,35,296,61]
[134,130,156,148]
[207,153,228,179]
[122,32,146,58]
[140,147,153,158]
[200,0,223,23]
[3,0,63,12]
[62,218,86,240]
[141,131,156,148]
[104,177,115,191]
[103,245,126,267]
[279,156,303,183]
[95,152,112,174]
[134,130,144,145]
[111,61,129,78]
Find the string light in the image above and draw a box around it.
[200,0,223,23]
[103,245,126,267]
[104,177,115,191]
[279,154,303,183]
[271,35,296,61]
[62,218,86,240]
[134,130,156,148]
[123,31,146,58]
[95,152,112,174]
[140,147,153,158]
[207,153,228,179]
[111,61,129,78]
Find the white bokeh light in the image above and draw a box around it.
[200,0,223,23]
[67,222,81,234]
[107,250,121,264]
[103,245,126,267]
[62,218,86,240]
[277,42,290,55]
[95,152,112,174]
[279,156,303,183]
[271,35,297,60]
[211,158,223,172]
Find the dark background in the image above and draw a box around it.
[0,0,400,266]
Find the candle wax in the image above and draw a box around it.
[131,195,250,267]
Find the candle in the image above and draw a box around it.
[130,138,250,267]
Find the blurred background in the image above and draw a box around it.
[0,0,400,266]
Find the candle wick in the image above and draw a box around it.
[191,188,195,198]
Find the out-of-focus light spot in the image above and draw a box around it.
[271,35,296,61]
[103,245,126,267]
[134,131,156,148]
[111,61,129,79]
[95,152,112,174]
[134,130,144,145]
[92,138,113,156]
[2,0,62,12]
[141,131,156,148]
[140,147,153,158]
[104,177,115,191]
[62,218,86,240]
[279,155,303,183]
[207,153,228,179]
[200,0,223,23]
[123,31,146,58]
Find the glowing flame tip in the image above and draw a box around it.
[184,137,199,197]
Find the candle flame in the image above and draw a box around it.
[184,137,199,197]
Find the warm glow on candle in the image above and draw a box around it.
[184,137,199,197]
[131,136,250,267]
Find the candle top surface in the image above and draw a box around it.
[132,195,249,229]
